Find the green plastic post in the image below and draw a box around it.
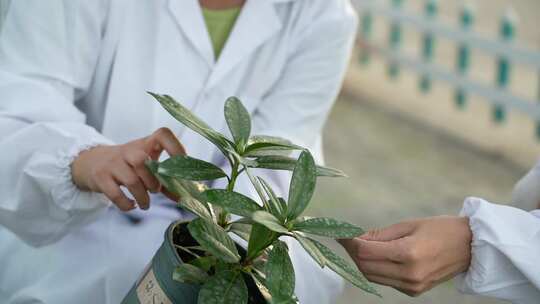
[359,12,374,65]
[387,0,403,79]
[537,72,540,140]
[454,4,474,109]
[493,9,516,123]
[419,0,437,92]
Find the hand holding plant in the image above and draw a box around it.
[340,216,472,297]
[71,127,185,210]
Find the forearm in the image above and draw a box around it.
[0,118,112,247]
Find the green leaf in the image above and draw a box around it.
[278,198,288,214]
[292,232,326,268]
[146,160,213,220]
[312,239,380,297]
[215,261,233,273]
[160,183,210,219]
[244,135,303,157]
[173,263,209,284]
[198,270,248,304]
[148,92,234,154]
[243,168,269,207]
[171,177,209,202]
[273,299,299,304]
[190,256,216,272]
[287,151,316,220]
[145,159,159,174]
[251,211,289,234]
[250,155,347,177]
[249,272,272,302]
[247,224,276,260]
[224,97,251,148]
[188,218,241,263]
[229,223,252,243]
[203,189,262,218]
[293,217,364,238]
[266,241,295,302]
[257,177,284,220]
[157,155,227,181]
[181,197,214,220]
[231,217,255,225]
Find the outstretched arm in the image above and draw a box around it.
[340,198,540,302]
[339,215,472,297]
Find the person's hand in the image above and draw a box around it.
[71,127,185,211]
[339,216,472,297]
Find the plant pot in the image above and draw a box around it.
[121,220,200,304]
[122,220,266,304]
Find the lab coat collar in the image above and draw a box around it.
[168,0,214,67]
[168,0,283,90]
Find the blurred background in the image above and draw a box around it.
[0,1,538,303]
[309,0,540,303]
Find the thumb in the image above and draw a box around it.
[360,221,415,242]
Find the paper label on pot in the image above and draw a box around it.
[136,267,173,304]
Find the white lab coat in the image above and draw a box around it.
[456,161,540,304]
[0,0,357,303]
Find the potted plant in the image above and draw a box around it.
[122,93,380,304]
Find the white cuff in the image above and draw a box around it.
[3,123,115,246]
[454,197,540,303]
[52,137,112,212]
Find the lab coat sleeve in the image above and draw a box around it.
[454,197,540,304]
[221,3,358,303]
[511,160,540,211]
[0,0,113,247]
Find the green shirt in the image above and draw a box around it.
[202,6,242,60]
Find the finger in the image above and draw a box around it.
[113,162,150,210]
[364,274,409,289]
[355,239,404,262]
[360,221,415,242]
[97,176,136,211]
[147,127,186,159]
[356,260,407,280]
[364,274,423,297]
[124,150,160,192]
[161,186,180,202]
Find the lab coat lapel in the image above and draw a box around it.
[206,0,282,89]
[168,0,214,67]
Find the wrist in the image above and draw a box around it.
[457,216,473,272]
[71,145,107,191]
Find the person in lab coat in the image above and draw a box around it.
[340,161,540,303]
[0,0,357,303]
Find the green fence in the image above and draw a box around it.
[353,0,540,140]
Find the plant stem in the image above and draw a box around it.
[218,160,240,226]
[227,161,240,191]
[174,244,201,259]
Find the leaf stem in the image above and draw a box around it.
[174,244,202,259]
[243,166,268,204]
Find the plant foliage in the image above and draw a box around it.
[147,93,379,303]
